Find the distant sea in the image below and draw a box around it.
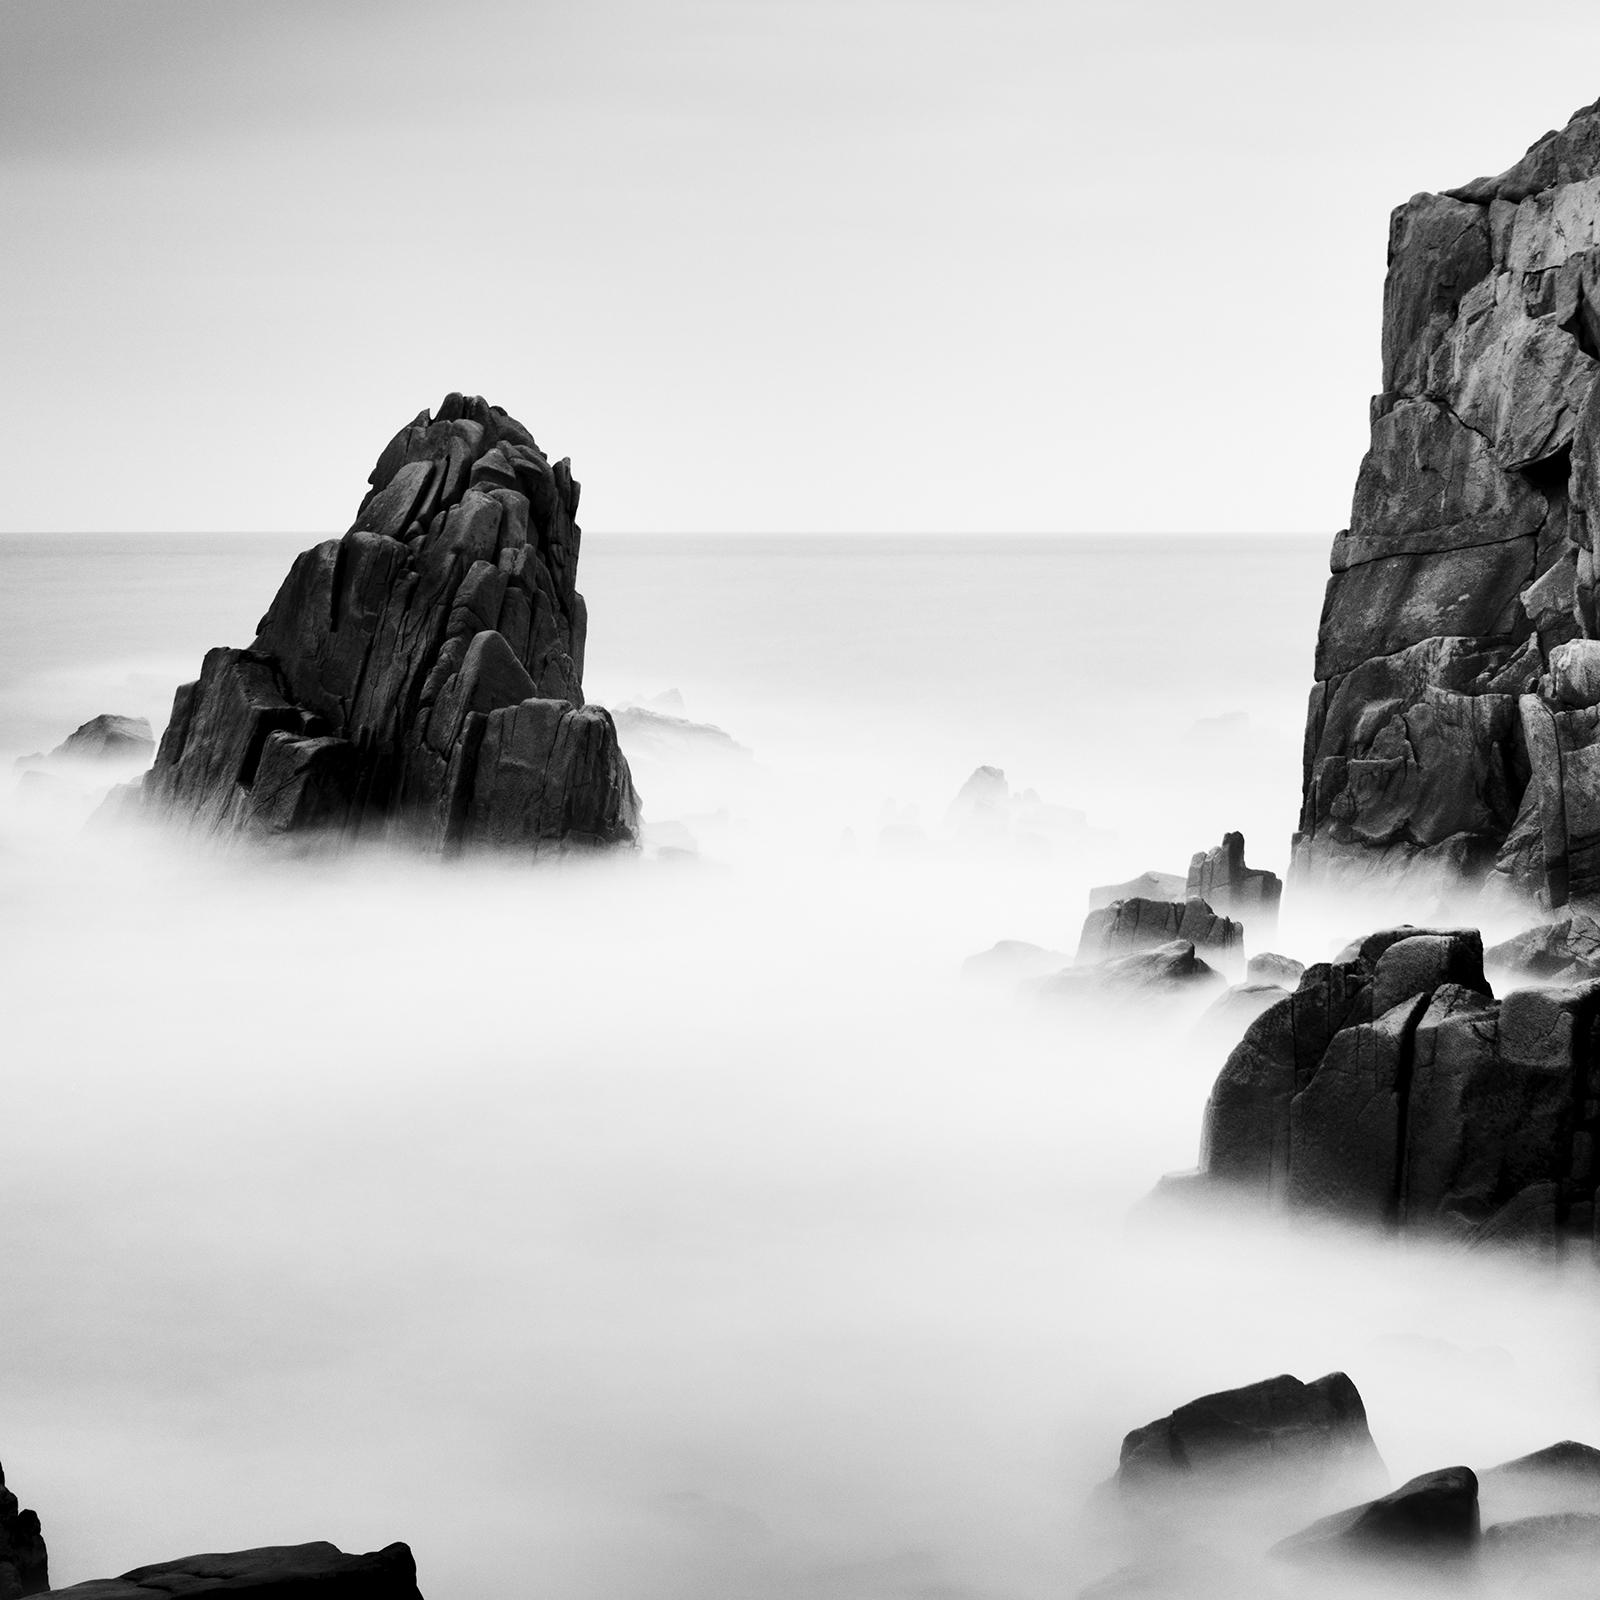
[0,532,1329,871]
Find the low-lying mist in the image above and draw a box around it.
[0,533,1587,1599]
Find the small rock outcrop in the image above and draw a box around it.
[1089,871,1185,910]
[1295,99,1600,908]
[1273,1466,1480,1567]
[1185,833,1281,923]
[0,1462,47,1598]
[1246,951,1305,987]
[1184,924,1600,1246]
[1076,898,1242,965]
[1117,1372,1385,1505]
[19,716,154,770]
[42,1541,421,1598]
[1039,939,1225,1001]
[141,394,638,853]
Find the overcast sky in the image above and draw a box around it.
[5,0,1600,534]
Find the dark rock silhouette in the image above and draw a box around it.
[1117,1371,1385,1506]
[1480,1440,1600,1523]
[1185,924,1600,1245]
[1185,833,1280,923]
[41,1541,421,1597]
[1273,1466,1479,1566]
[1076,898,1242,965]
[0,1462,47,1599]
[1294,99,1600,908]
[142,394,637,853]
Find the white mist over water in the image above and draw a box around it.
[0,532,1595,1599]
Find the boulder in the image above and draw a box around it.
[1479,1440,1600,1523]
[1076,898,1242,966]
[139,395,638,855]
[1246,952,1305,987]
[1187,923,1600,1246]
[1195,983,1290,1049]
[1116,1371,1385,1507]
[1273,1466,1479,1566]
[1292,99,1600,908]
[41,1542,421,1598]
[1185,833,1281,924]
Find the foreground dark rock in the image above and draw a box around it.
[43,1542,421,1598]
[1117,1372,1385,1506]
[1185,833,1280,925]
[0,1462,47,1598]
[141,394,637,853]
[1076,898,1242,965]
[1182,923,1600,1244]
[1273,1466,1479,1567]
[1294,98,1600,908]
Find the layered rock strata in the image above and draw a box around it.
[143,394,637,853]
[1296,99,1600,907]
[1183,925,1600,1245]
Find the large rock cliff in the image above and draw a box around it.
[143,394,638,853]
[1296,100,1600,907]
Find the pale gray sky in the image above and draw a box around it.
[5,0,1600,534]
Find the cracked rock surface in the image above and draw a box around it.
[1184,924,1600,1245]
[142,394,638,854]
[1296,99,1600,908]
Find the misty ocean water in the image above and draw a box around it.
[2,532,1598,1600]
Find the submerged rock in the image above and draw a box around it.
[1479,1440,1600,1523]
[1273,1466,1479,1567]
[961,940,1070,983]
[1184,923,1600,1246]
[1293,98,1600,908]
[1117,1371,1386,1508]
[42,1541,421,1597]
[140,394,638,854]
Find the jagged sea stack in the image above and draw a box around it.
[1295,100,1600,908]
[144,395,639,853]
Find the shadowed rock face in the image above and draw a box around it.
[1295,100,1600,908]
[0,1461,48,1599]
[41,1541,421,1598]
[143,394,638,854]
[1117,1372,1386,1508]
[1188,924,1600,1246]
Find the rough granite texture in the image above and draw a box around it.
[1295,100,1600,908]
[1184,925,1600,1246]
[143,394,638,854]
